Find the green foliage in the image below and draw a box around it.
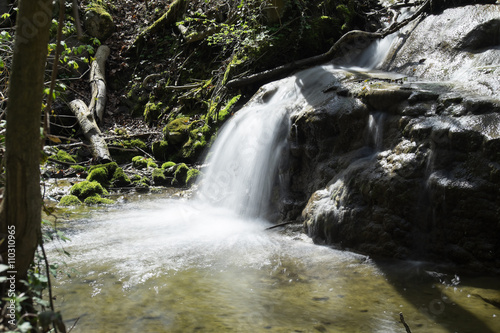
[70,180,108,200]
[58,194,83,206]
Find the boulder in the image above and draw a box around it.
[84,5,115,41]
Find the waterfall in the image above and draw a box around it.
[195,84,293,217]
[196,65,342,218]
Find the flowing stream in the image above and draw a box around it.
[50,9,500,332]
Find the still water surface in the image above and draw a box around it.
[50,196,500,333]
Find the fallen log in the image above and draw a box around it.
[68,44,111,163]
[69,99,111,162]
[89,45,110,123]
[226,0,430,89]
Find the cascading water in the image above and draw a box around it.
[195,81,294,217]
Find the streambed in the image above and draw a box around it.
[49,197,500,333]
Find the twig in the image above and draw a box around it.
[399,312,412,333]
[134,146,156,160]
[68,317,80,333]
[265,221,299,230]
[39,239,58,333]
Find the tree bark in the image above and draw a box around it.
[68,45,111,162]
[69,99,111,163]
[88,45,110,123]
[0,0,53,287]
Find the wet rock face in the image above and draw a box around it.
[286,72,500,273]
[380,5,500,98]
[281,4,500,273]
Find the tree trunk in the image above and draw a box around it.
[0,0,53,287]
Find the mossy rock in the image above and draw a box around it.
[84,2,115,40]
[122,139,147,150]
[110,139,145,164]
[87,162,119,186]
[131,174,151,193]
[152,140,169,161]
[70,165,86,173]
[131,174,151,186]
[152,168,169,186]
[186,168,201,186]
[162,162,177,177]
[83,194,115,205]
[172,163,189,187]
[161,161,176,169]
[144,101,164,124]
[52,150,77,164]
[131,156,157,169]
[70,180,108,200]
[132,156,149,169]
[58,195,82,206]
[111,167,131,187]
[89,162,118,175]
[164,117,190,143]
[86,167,109,185]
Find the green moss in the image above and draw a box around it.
[172,163,189,186]
[89,162,118,175]
[119,139,147,150]
[186,168,201,186]
[70,180,108,200]
[131,174,151,186]
[161,161,176,169]
[131,174,151,192]
[59,195,82,206]
[152,140,169,161]
[86,167,109,185]
[166,117,190,133]
[70,165,86,173]
[111,167,131,187]
[144,101,164,123]
[83,194,115,205]
[147,160,158,168]
[132,156,149,169]
[218,95,240,122]
[152,168,168,185]
[53,150,77,164]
